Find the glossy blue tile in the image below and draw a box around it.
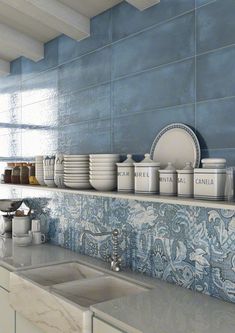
[58,47,111,95]
[21,69,58,106]
[112,12,195,78]
[196,0,216,8]
[196,97,235,149]
[112,0,195,41]
[197,0,235,54]
[113,58,195,116]
[58,10,112,64]
[22,99,58,127]
[197,46,235,101]
[21,39,58,80]
[58,119,111,154]
[113,104,195,153]
[59,83,111,124]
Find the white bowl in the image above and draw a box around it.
[90,154,120,158]
[89,161,118,167]
[89,171,116,176]
[90,176,117,181]
[90,158,120,163]
[64,182,92,189]
[64,177,89,181]
[90,179,117,191]
[64,170,89,174]
[202,163,226,169]
[89,166,116,171]
[64,154,89,158]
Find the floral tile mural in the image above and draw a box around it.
[2,186,235,304]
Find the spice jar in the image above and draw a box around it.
[116,154,135,192]
[177,162,194,198]
[134,154,160,194]
[159,162,177,196]
[20,163,29,184]
[4,163,14,183]
[29,162,38,185]
[11,163,21,184]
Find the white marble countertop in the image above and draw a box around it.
[2,240,235,333]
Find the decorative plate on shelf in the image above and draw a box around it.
[150,123,201,169]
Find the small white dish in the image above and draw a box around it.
[90,179,117,191]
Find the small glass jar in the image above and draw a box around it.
[20,163,29,184]
[11,163,21,184]
[4,163,14,183]
[29,162,38,185]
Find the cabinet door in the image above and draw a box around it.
[16,313,44,333]
[0,287,15,333]
[93,318,124,333]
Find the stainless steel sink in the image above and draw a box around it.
[51,275,148,308]
[21,262,103,286]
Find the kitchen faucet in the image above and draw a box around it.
[80,228,121,272]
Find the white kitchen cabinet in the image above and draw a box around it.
[16,313,44,333]
[0,287,15,333]
[93,317,124,333]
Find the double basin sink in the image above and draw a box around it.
[10,262,148,333]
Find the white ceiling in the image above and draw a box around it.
[0,0,160,76]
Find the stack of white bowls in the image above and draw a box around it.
[64,155,91,189]
[89,154,120,191]
[35,155,45,186]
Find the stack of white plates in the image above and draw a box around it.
[89,154,120,191]
[35,155,45,186]
[64,155,91,189]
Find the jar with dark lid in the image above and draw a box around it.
[11,163,21,184]
[4,163,14,183]
[20,163,29,184]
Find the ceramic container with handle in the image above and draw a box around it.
[134,154,160,194]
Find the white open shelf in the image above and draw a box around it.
[1,183,235,210]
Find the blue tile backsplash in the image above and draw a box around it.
[1,0,235,303]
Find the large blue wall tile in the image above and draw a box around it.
[196,97,235,149]
[113,58,195,116]
[21,69,58,106]
[197,46,235,101]
[58,47,111,95]
[113,104,195,154]
[58,11,112,64]
[59,83,111,124]
[21,39,59,80]
[58,119,111,154]
[112,0,195,41]
[197,0,235,54]
[112,12,195,78]
[196,0,215,7]
[22,99,58,127]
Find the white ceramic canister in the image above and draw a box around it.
[116,154,135,192]
[134,154,160,194]
[194,168,226,200]
[177,162,194,198]
[159,162,177,196]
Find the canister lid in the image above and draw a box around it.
[201,158,226,164]
[134,154,160,167]
[159,162,176,173]
[194,168,226,174]
[116,154,135,167]
[177,162,194,174]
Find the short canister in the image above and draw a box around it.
[177,162,194,198]
[116,154,135,192]
[194,168,226,200]
[134,154,160,194]
[159,162,177,196]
